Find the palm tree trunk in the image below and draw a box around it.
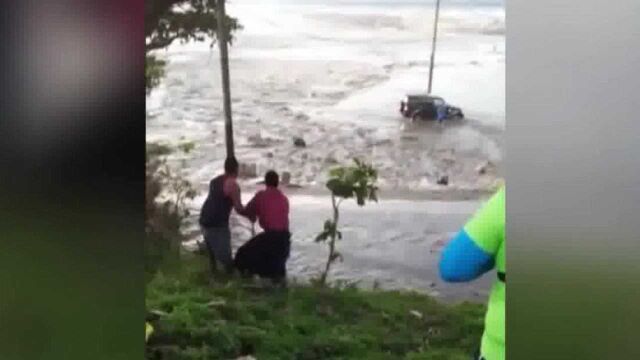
[216,0,235,158]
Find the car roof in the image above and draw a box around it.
[406,94,443,101]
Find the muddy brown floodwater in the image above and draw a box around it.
[184,192,495,303]
[149,1,505,304]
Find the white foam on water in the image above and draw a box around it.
[221,0,505,128]
[150,0,504,270]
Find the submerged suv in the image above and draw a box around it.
[400,94,464,121]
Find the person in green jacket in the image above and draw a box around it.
[439,186,505,360]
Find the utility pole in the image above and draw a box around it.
[427,0,441,94]
[216,0,235,158]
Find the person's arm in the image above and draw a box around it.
[439,230,494,282]
[242,193,259,223]
[439,187,504,282]
[223,177,245,214]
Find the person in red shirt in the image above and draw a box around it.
[234,170,291,283]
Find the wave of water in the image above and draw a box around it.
[224,0,505,122]
[232,1,505,42]
[237,0,504,6]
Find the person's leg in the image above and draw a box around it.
[211,227,233,273]
[271,233,291,285]
[280,234,291,279]
[236,232,263,275]
[249,232,273,278]
[201,227,218,273]
[203,227,233,274]
[234,234,258,276]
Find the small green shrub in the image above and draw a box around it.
[145,142,198,280]
[315,158,378,285]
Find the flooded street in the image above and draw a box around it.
[146,0,505,194]
[184,192,494,302]
[148,0,504,303]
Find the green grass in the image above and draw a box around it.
[146,255,485,360]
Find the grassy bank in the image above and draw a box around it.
[146,256,485,360]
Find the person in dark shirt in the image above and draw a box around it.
[234,170,291,283]
[199,157,245,273]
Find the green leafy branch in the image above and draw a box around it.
[315,158,378,286]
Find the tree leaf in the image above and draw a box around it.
[329,167,345,178]
[323,220,334,231]
[354,187,368,206]
[327,179,354,198]
[145,322,154,343]
[315,231,329,243]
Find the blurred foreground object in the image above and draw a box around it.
[440,187,505,360]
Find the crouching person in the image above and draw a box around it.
[235,170,291,284]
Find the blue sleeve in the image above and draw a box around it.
[439,230,495,282]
